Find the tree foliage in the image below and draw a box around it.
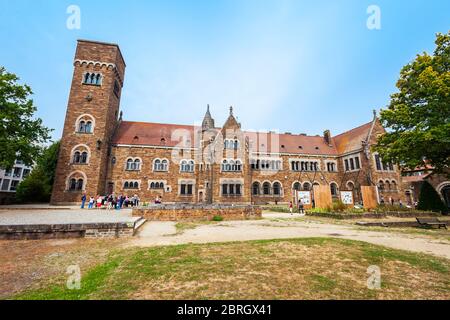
[0,67,51,169]
[417,181,447,213]
[15,141,60,203]
[375,32,450,173]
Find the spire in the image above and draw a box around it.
[229,106,233,116]
[223,105,241,130]
[202,104,215,130]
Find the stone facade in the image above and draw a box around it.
[51,40,408,207]
[133,205,262,221]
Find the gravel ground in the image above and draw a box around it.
[128,212,450,259]
[0,208,138,225]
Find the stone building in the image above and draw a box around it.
[51,40,406,206]
[0,160,32,204]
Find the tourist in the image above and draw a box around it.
[88,196,95,209]
[380,196,385,205]
[399,200,404,208]
[298,202,305,215]
[96,195,103,209]
[81,193,87,209]
[289,201,293,215]
[389,197,394,206]
[155,196,162,204]
[133,194,139,207]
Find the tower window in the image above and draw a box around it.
[83,73,102,86]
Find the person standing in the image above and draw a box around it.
[88,196,95,209]
[289,201,293,215]
[81,193,87,209]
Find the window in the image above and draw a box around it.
[124,181,139,189]
[263,182,271,195]
[344,155,360,172]
[224,139,239,150]
[77,117,94,134]
[73,151,88,164]
[180,184,193,196]
[327,162,337,172]
[291,160,319,172]
[303,182,312,191]
[13,168,22,178]
[69,178,84,191]
[149,181,165,190]
[83,73,102,85]
[273,182,282,196]
[252,182,260,195]
[180,160,194,172]
[9,180,19,191]
[126,159,141,171]
[293,182,301,191]
[222,184,243,196]
[1,179,10,191]
[378,181,385,192]
[154,159,168,172]
[374,154,394,172]
[252,159,282,171]
[4,169,11,177]
[330,183,339,197]
[222,159,242,172]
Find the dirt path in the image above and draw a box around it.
[127,213,450,259]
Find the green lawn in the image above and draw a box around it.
[11,237,449,300]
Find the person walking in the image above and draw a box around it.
[81,193,87,209]
[289,201,293,215]
[298,202,305,216]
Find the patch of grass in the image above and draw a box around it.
[212,215,224,222]
[11,238,450,300]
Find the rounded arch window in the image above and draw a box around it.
[76,115,95,134]
[303,182,312,191]
[293,182,301,191]
[273,182,282,195]
[263,182,271,195]
[330,183,339,197]
[252,182,260,195]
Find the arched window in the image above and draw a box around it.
[95,74,102,85]
[134,182,139,189]
[378,181,385,191]
[134,159,141,171]
[78,121,86,133]
[76,179,84,191]
[303,182,311,191]
[293,182,301,191]
[69,178,77,191]
[160,182,164,189]
[90,73,95,84]
[126,159,134,170]
[385,180,391,191]
[84,73,90,84]
[391,180,397,191]
[263,182,271,195]
[252,182,260,195]
[234,140,239,150]
[85,121,92,133]
[330,183,339,197]
[273,182,281,196]
[124,182,129,189]
[80,152,88,164]
[347,182,355,191]
[161,159,168,171]
[73,151,81,164]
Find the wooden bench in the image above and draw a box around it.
[416,217,448,229]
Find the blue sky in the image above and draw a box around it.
[0,0,449,141]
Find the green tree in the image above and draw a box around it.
[15,141,60,203]
[375,32,450,173]
[0,67,52,169]
[417,181,447,213]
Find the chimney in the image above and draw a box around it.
[324,130,331,145]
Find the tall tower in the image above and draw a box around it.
[51,40,126,205]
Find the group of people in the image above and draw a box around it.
[380,196,405,208]
[81,193,140,210]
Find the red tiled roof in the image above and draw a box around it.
[113,120,375,156]
[333,122,373,154]
[113,121,197,147]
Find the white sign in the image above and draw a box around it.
[341,191,354,205]
[298,191,311,205]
